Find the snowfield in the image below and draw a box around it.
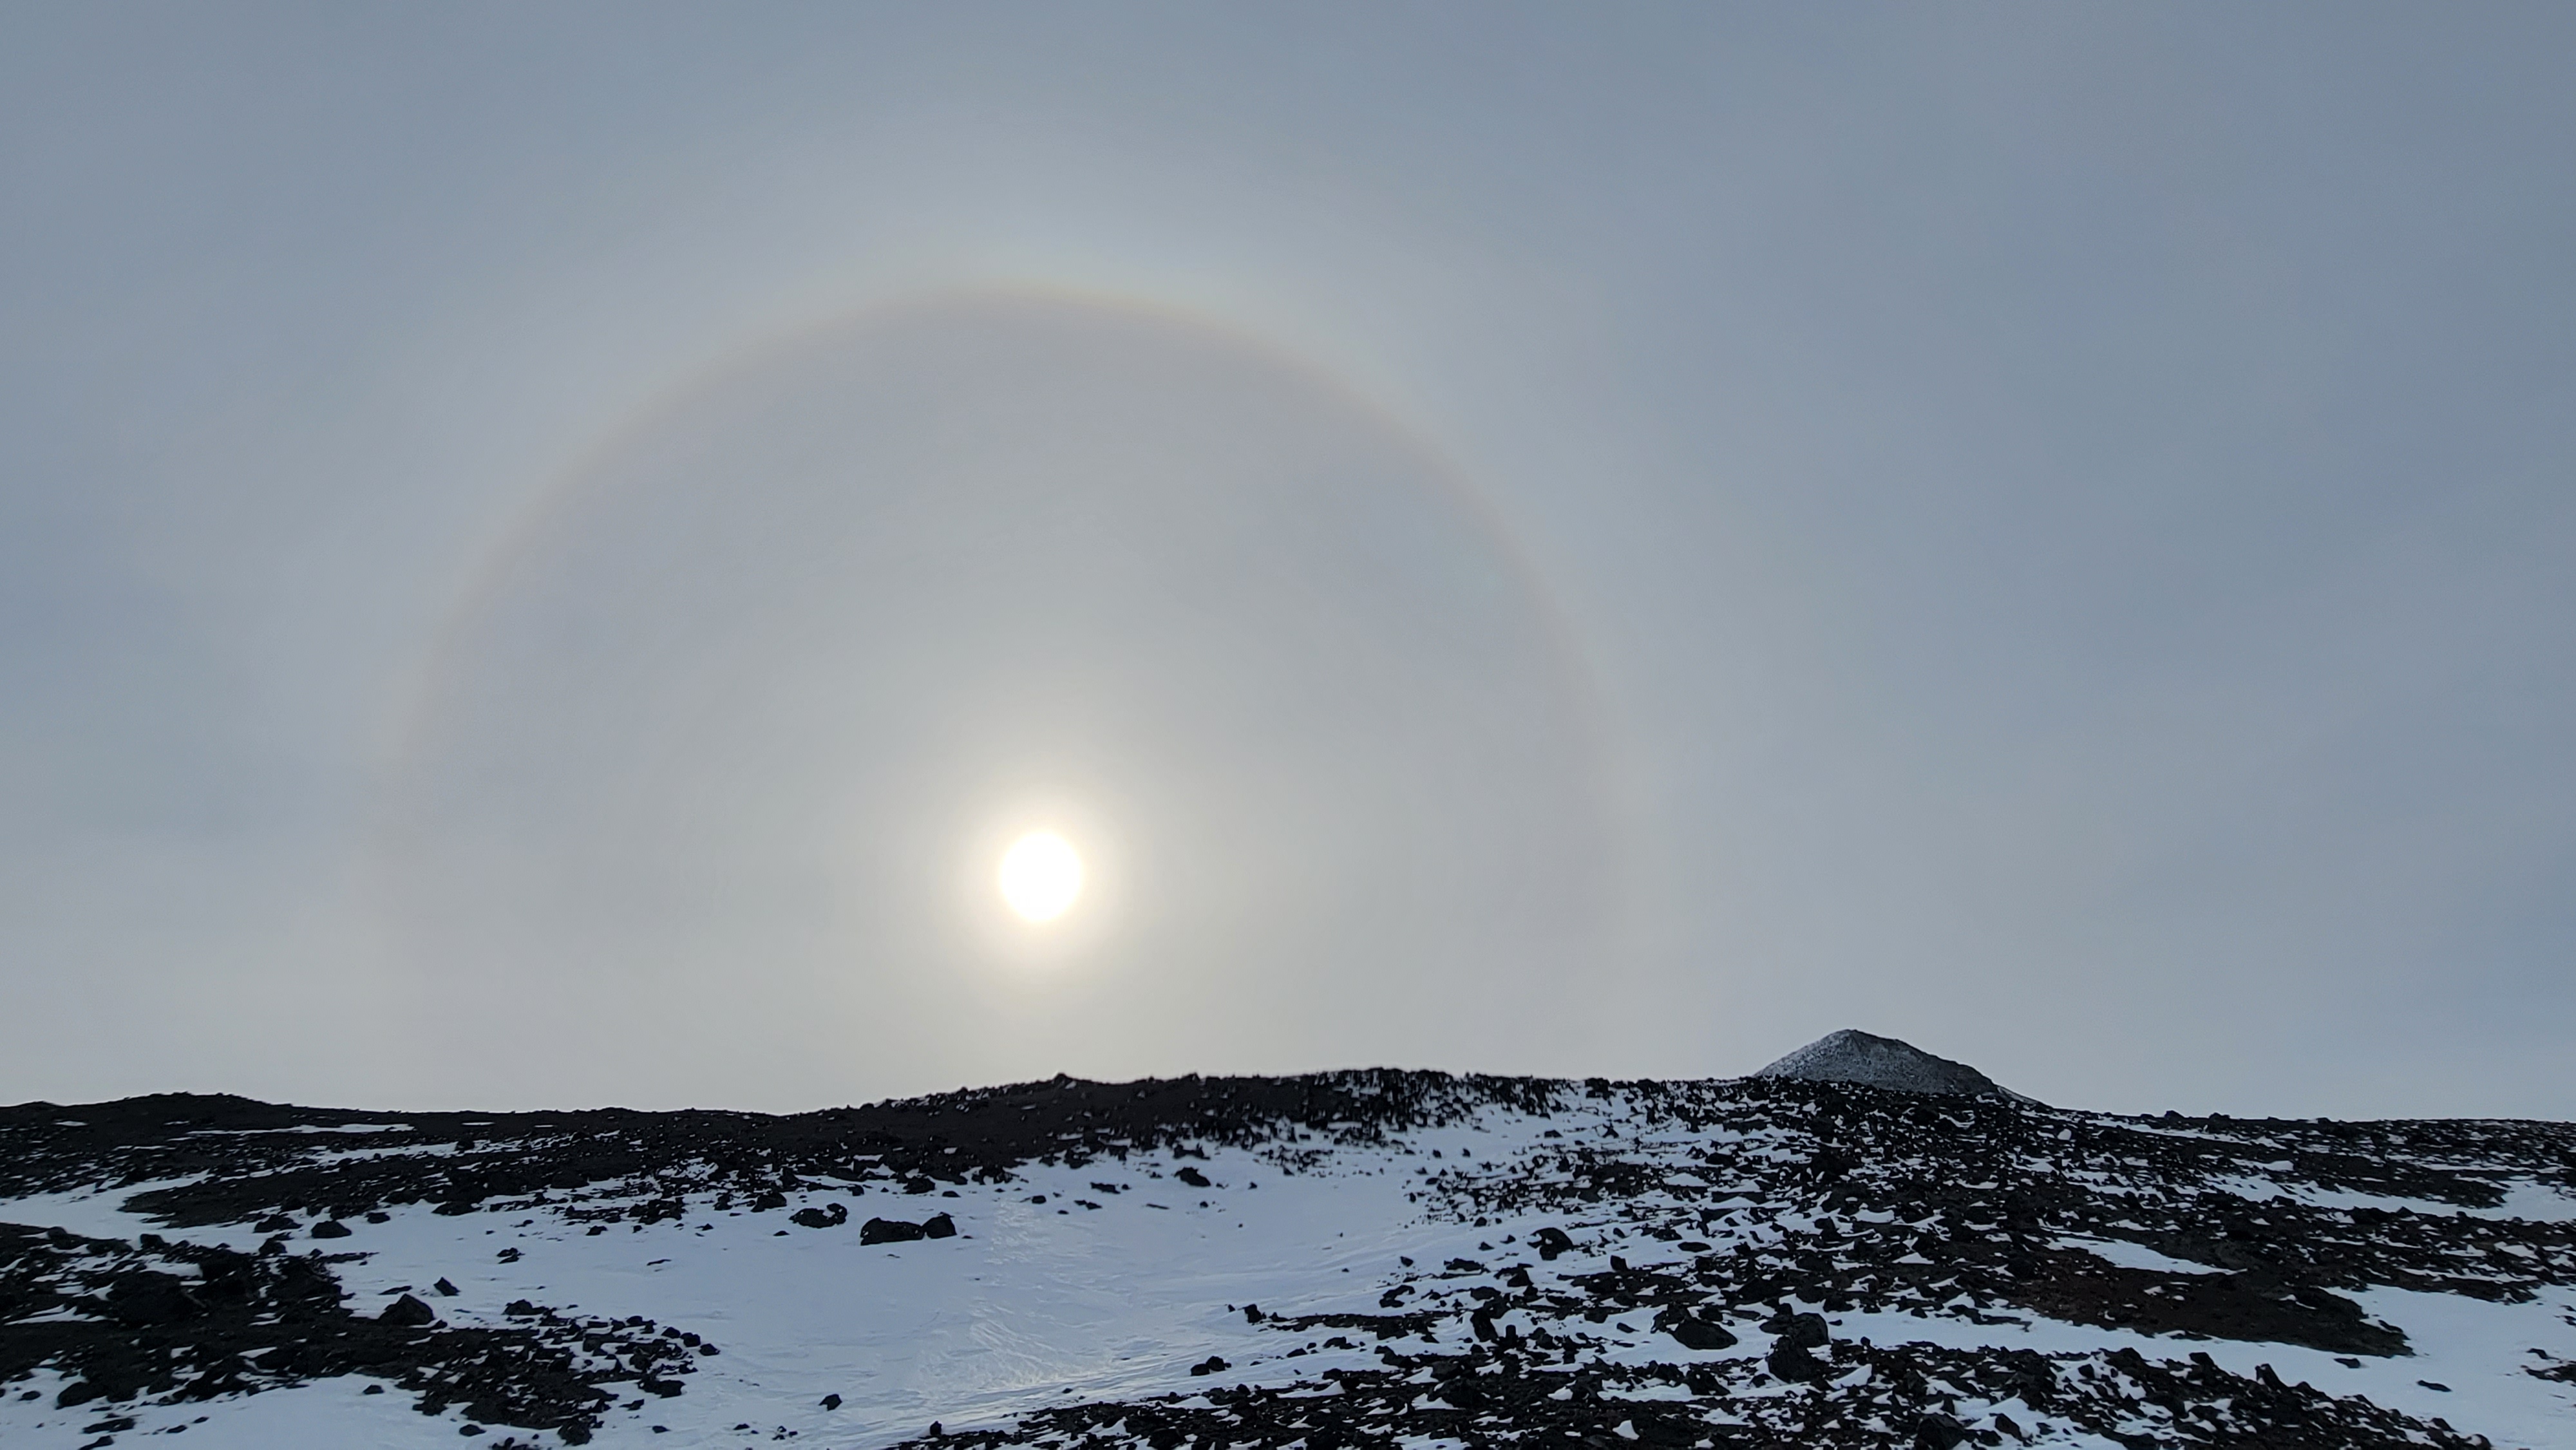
[4,1066,2572,1449]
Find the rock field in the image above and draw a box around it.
[5,1038,2573,1449]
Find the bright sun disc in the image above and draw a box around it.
[998,832,1083,923]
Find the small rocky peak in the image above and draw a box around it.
[1753,1029,2036,1102]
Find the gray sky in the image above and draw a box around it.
[5,4,2571,1118]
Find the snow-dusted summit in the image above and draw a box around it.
[1754,1029,2031,1101]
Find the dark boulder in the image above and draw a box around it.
[860,1216,927,1244]
[309,1219,352,1239]
[1531,1227,1575,1261]
[270,1257,342,1303]
[1766,1341,1828,1383]
[1769,1311,1828,1350]
[1656,1307,1739,1351]
[922,1212,957,1239]
[105,1272,201,1326]
[381,1293,436,1327]
[790,1203,849,1229]
[1761,1311,1830,1382]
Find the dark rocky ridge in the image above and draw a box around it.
[0,1071,1556,1230]
[5,1055,2574,1449]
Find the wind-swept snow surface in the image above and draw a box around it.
[4,1068,2572,1449]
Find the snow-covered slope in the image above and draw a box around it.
[4,1056,2573,1450]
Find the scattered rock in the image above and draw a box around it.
[0,1221,688,1445]
[790,1203,849,1230]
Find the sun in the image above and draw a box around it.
[998,831,1083,923]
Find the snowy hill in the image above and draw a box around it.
[4,1051,2573,1450]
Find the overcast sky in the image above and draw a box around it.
[5,5,2571,1119]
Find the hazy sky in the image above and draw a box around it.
[6,5,2571,1119]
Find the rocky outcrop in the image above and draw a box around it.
[1753,1028,2034,1101]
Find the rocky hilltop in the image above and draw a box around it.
[3,1042,2572,1449]
[1754,1030,2034,1102]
